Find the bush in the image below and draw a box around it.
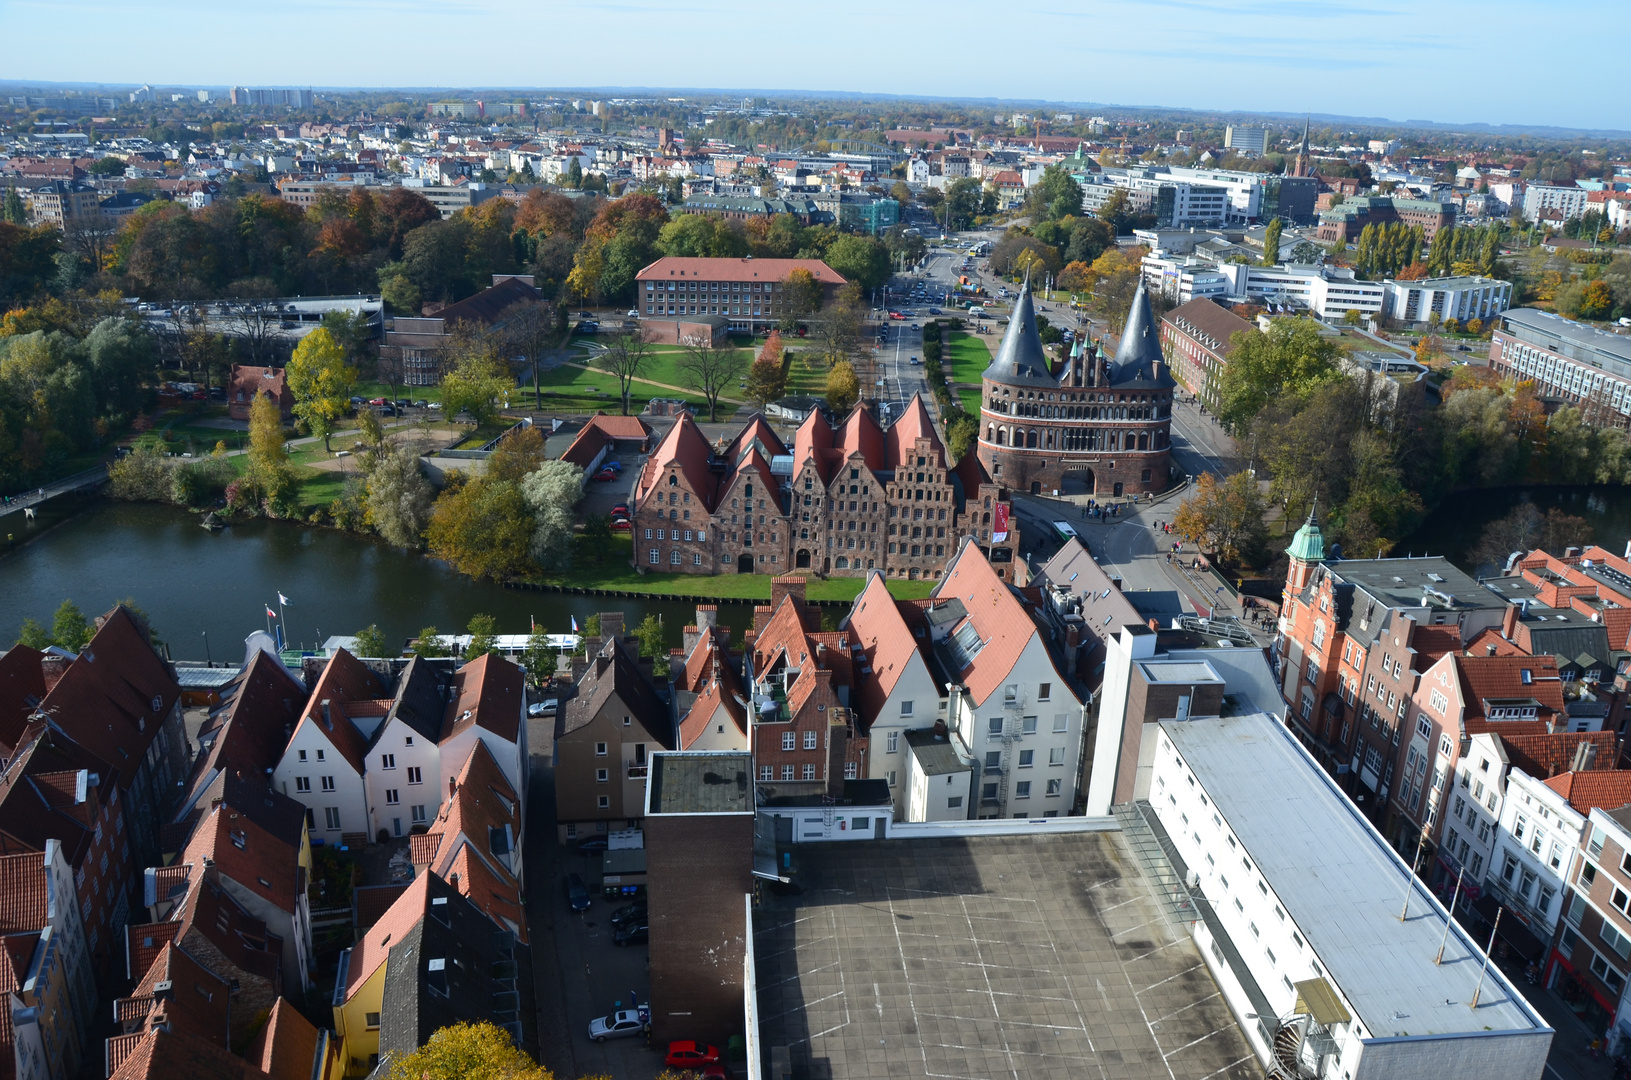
[108,447,173,502]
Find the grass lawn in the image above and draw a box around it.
[538,535,936,601]
[355,380,442,404]
[958,387,983,414]
[783,351,831,396]
[946,331,994,384]
[521,364,713,413]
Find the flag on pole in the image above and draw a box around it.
[571,615,580,633]
[278,592,291,607]
[265,607,278,619]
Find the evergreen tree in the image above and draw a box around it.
[4,185,27,225]
[1261,218,1283,266]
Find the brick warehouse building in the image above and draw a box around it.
[630,397,1020,580]
[634,256,847,335]
[977,277,1175,498]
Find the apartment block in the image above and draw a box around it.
[1489,309,1631,429]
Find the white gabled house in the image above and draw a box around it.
[842,571,945,808]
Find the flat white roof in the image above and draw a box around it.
[1161,714,1548,1038]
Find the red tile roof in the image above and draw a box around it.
[182,802,303,916]
[442,653,523,744]
[352,884,408,933]
[1458,654,1567,724]
[582,412,654,443]
[121,942,230,1045]
[125,921,181,982]
[107,1027,271,1080]
[931,541,1043,705]
[635,256,845,286]
[1500,731,1619,780]
[0,852,45,936]
[292,648,384,774]
[678,675,748,750]
[35,607,179,792]
[343,873,430,998]
[1543,770,1631,815]
[1464,628,1525,658]
[244,998,319,1080]
[559,423,611,470]
[636,411,717,509]
[844,573,927,725]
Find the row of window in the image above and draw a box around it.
[979,779,1062,799]
[293,767,421,792]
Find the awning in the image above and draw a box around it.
[1471,894,1545,962]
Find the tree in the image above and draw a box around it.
[1580,280,1614,320]
[3,186,26,226]
[285,327,357,452]
[826,359,860,413]
[946,414,978,462]
[943,178,983,231]
[465,613,499,659]
[1215,319,1343,429]
[245,392,296,515]
[1170,472,1268,565]
[17,618,50,650]
[488,426,547,483]
[781,268,824,327]
[1096,189,1133,234]
[596,330,655,415]
[1025,164,1084,223]
[520,459,585,572]
[824,235,891,293]
[353,624,389,657]
[633,613,669,676]
[366,443,434,548]
[51,601,91,652]
[676,336,747,422]
[501,301,558,409]
[744,331,788,410]
[411,626,447,658]
[1261,218,1283,266]
[523,626,554,686]
[439,326,514,425]
[426,476,536,580]
[380,1020,550,1080]
[890,180,913,207]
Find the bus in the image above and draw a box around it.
[1052,521,1078,543]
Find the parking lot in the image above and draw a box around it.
[753,831,1261,1080]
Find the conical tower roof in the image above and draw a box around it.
[1109,280,1172,387]
[1286,500,1326,562]
[981,274,1056,389]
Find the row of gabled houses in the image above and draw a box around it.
[552,535,1165,842]
[0,604,536,1080]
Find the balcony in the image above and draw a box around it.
[626,765,648,780]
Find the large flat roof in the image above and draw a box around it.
[1161,715,1547,1038]
[646,751,754,815]
[1500,308,1631,377]
[754,832,1259,1080]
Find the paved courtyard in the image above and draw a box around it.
[753,831,1261,1080]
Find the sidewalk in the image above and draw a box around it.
[1495,955,1616,1080]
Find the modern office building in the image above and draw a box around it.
[1224,125,1269,154]
[1488,308,1631,428]
[1381,275,1512,326]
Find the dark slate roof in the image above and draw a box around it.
[1110,281,1175,388]
[385,656,451,745]
[434,276,541,329]
[376,872,535,1064]
[981,278,1057,389]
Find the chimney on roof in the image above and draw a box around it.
[682,625,702,659]
[771,575,807,612]
[1502,602,1520,640]
[599,612,625,640]
[1565,546,1583,559]
[320,700,332,727]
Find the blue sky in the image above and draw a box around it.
[4,0,1625,133]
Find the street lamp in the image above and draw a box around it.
[201,629,212,668]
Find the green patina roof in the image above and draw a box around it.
[1286,503,1326,562]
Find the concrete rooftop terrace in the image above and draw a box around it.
[754,831,1261,1080]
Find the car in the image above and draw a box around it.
[909,357,921,365]
[578,310,595,319]
[888,311,905,320]
[700,1064,732,1080]
[611,518,632,531]
[377,404,398,416]
[564,873,591,912]
[577,837,610,855]
[613,922,649,947]
[368,397,387,406]
[427,402,442,410]
[587,1010,646,1042]
[627,310,640,318]
[610,503,629,517]
[664,1042,721,1069]
[928,307,942,315]
[526,698,559,718]
[579,322,600,334]
[413,399,429,408]
[610,900,648,927]
[394,399,411,409]
[349,396,365,407]
[910,324,920,331]
[602,460,622,472]
[592,469,619,482]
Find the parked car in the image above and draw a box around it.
[626,310,640,318]
[665,1043,721,1069]
[427,402,442,410]
[413,399,429,408]
[587,1010,646,1042]
[610,518,632,532]
[610,503,629,517]
[579,322,600,334]
[368,397,387,406]
[592,469,619,482]
[910,324,920,331]
[394,399,411,408]
[610,900,647,928]
[928,307,942,315]
[613,922,649,947]
[602,461,622,473]
[526,698,559,718]
[564,873,591,912]
[577,837,610,855]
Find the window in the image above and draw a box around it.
[804,731,818,750]
[887,770,897,787]
[887,731,899,754]
[298,750,307,762]
[411,805,427,823]
[948,796,963,808]
[1520,867,1537,898]
[803,764,815,780]
[323,807,341,830]
[316,749,324,761]
[366,1012,381,1030]
[1019,750,1034,768]
[1046,779,1062,796]
[407,767,423,785]
[900,700,914,716]
[295,777,310,793]
[1053,714,1068,733]
[1591,951,1625,994]
[385,789,399,805]
[1049,747,1065,766]
[1022,716,1038,735]
[782,732,796,751]
[596,769,609,783]
[595,742,607,756]
[320,776,335,792]
[380,754,395,770]
[1037,683,1051,701]
[988,717,1003,738]
[404,737,413,746]
[1015,781,1032,798]
[598,796,609,809]
[1604,923,1631,962]
[1612,887,1630,916]
[782,766,794,781]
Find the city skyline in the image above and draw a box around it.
[4,0,1627,133]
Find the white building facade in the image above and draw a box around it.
[1490,768,1583,940]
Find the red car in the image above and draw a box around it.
[592,469,619,482]
[610,518,632,531]
[610,504,629,517]
[368,397,387,406]
[888,311,905,320]
[664,1042,721,1069]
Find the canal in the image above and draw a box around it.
[1398,485,1631,573]
[0,499,756,662]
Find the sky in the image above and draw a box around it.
[3,0,1626,134]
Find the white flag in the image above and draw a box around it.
[278,592,291,606]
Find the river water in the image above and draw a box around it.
[0,499,754,663]
[1399,486,1631,572]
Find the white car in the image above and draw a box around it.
[588,1010,647,1042]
